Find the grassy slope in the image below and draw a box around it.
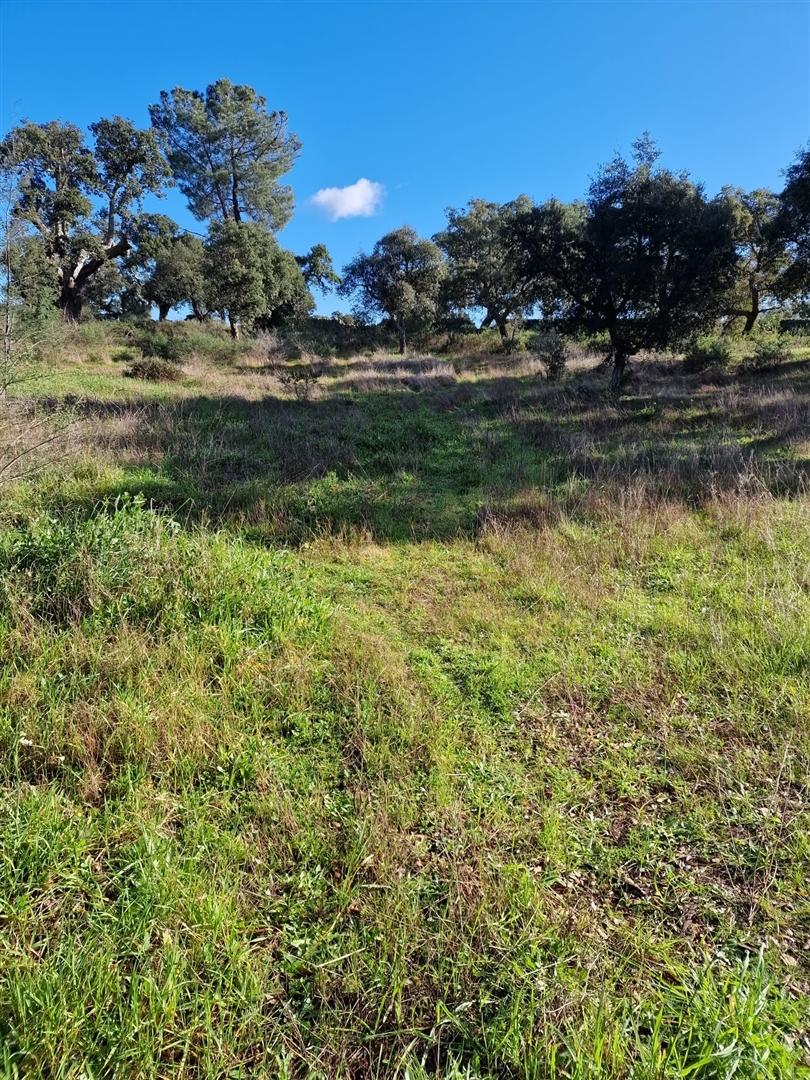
[0,335,809,1077]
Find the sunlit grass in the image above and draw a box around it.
[0,330,808,1076]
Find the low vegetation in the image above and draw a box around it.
[0,325,808,1077]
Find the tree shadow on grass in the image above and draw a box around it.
[29,357,810,543]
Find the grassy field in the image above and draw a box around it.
[1,329,809,1077]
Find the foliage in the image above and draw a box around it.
[132,324,195,362]
[0,117,168,319]
[123,356,183,381]
[1,166,57,394]
[275,359,323,400]
[204,220,313,334]
[142,231,207,320]
[296,243,340,293]
[80,259,150,319]
[776,145,810,301]
[435,305,478,347]
[6,234,60,321]
[340,226,446,353]
[683,332,735,372]
[514,135,738,383]
[745,329,791,370]
[149,79,300,230]
[89,116,171,234]
[284,313,396,357]
[721,187,789,332]
[529,328,568,380]
[435,196,535,341]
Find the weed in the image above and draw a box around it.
[276,359,324,401]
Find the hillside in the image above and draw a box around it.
[1,328,809,1077]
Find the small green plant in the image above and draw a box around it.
[529,330,568,381]
[276,360,323,401]
[76,320,113,348]
[577,328,612,355]
[124,356,182,382]
[683,333,735,372]
[111,347,136,363]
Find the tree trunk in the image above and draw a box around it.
[59,282,83,323]
[605,316,629,391]
[56,239,129,325]
[158,303,170,322]
[228,314,240,339]
[397,319,406,355]
[610,349,628,391]
[496,318,508,343]
[743,286,759,335]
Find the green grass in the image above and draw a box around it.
[0,337,808,1077]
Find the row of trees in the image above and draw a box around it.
[2,80,809,380]
[341,137,810,380]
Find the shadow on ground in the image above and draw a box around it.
[26,357,810,542]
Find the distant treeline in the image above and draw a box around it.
[1,80,808,381]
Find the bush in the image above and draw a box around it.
[76,320,115,348]
[178,324,248,364]
[575,328,612,356]
[284,315,395,358]
[500,326,527,353]
[130,325,194,363]
[683,333,735,372]
[745,332,791,370]
[276,360,323,401]
[124,357,182,382]
[529,330,567,381]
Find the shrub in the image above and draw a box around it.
[745,332,791,370]
[178,324,247,364]
[683,333,734,372]
[124,357,182,382]
[276,360,323,401]
[111,348,136,363]
[500,326,527,353]
[76,320,114,348]
[570,328,612,359]
[529,330,567,381]
[132,325,194,363]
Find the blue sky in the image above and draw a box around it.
[2,0,808,314]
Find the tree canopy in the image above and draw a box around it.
[434,196,535,340]
[296,244,340,293]
[514,138,738,382]
[721,187,789,332]
[205,221,313,336]
[1,117,168,319]
[340,227,445,353]
[141,229,207,322]
[776,146,810,302]
[149,80,300,230]
[2,92,807,379]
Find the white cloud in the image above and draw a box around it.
[311,178,385,221]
